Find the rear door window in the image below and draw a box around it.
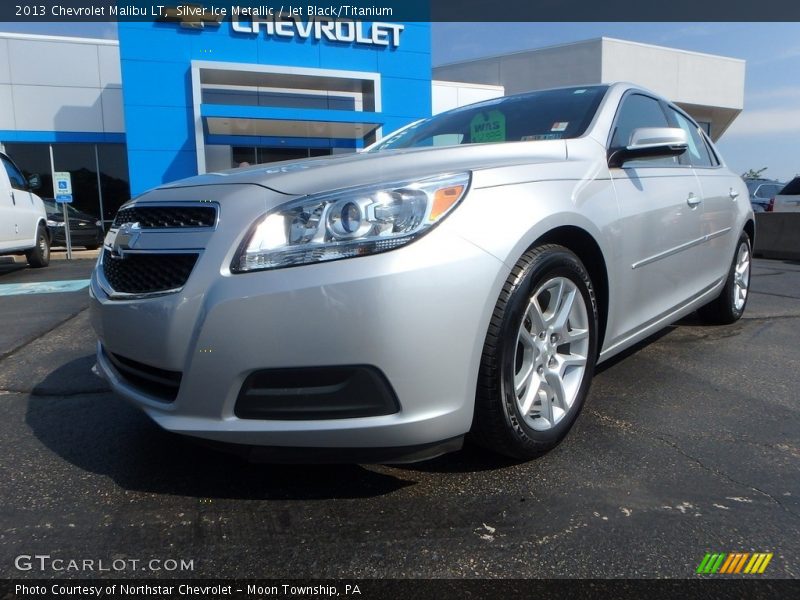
[668,108,714,168]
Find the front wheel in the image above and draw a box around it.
[471,245,598,460]
[698,232,751,325]
[25,225,50,268]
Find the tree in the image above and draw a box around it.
[742,167,768,179]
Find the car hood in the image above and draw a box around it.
[46,211,96,224]
[158,141,569,197]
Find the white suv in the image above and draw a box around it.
[0,151,50,268]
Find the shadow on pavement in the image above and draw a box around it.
[26,358,416,501]
[24,310,740,487]
[396,443,524,474]
[31,354,108,396]
[0,262,27,278]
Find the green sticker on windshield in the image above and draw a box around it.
[470,110,506,143]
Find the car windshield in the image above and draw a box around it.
[44,200,81,217]
[368,85,608,152]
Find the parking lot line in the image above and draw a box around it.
[0,279,90,296]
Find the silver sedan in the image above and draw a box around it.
[90,83,753,462]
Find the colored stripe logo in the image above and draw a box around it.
[697,552,773,574]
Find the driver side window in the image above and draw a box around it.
[1,156,28,190]
[610,94,677,167]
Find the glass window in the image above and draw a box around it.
[52,144,99,218]
[231,147,333,168]
[3,142,129,223]
[97,144,131,222]
[43,199,60,217]
[609,93,676,167]
[699,130,720,167]
[754,184,783,199]
[232,147,257,168]
[669,109,713,168]
[257,147,309,164]
[1,155,29,190]
[3,143,53,197]
[370,86,608,152]
[43,199,86,217]
[610,94,669,149]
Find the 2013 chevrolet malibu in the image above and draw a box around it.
[90,83,753,462]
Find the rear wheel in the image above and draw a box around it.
[698,232,751,325]
[25,225,50,268]
[472,245,598,459]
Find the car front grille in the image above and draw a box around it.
[102,250,198,295]
[106,350,181,402]
[113,205,216,228]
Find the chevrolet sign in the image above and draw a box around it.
[232,16,403,47]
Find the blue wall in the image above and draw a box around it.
[118,20,431,195]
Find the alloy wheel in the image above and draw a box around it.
[513,276,590,431]
[733,242,750,311]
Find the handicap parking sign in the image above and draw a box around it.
[53,171,73,203]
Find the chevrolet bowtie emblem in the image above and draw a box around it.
[111,222,142,259]
[159,5,223,29]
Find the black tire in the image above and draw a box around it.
[25,225,50,268]
[697,232,751,325]
[471,244,599,460]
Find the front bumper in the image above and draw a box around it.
[90,205,509,453]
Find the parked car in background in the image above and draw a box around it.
[768,176,800,212]
[744,178,784,212]
[0,151,49,267]
[44,200,104,250]
[90,83,754,462]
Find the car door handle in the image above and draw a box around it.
[8,190,14,205]
[687,193,701,208]
[729,188,739,200]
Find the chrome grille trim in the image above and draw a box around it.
[112,201,219,230]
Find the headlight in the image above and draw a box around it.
[232,172,470,272]
[46,220,65,227]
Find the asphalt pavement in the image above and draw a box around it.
[0,255,798,579]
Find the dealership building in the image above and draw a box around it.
[0,20,744,225]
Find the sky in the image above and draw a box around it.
[432,22,800,183]
[2,20,799,182]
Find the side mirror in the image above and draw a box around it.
[27,173,41,190]
[609,127,688,167]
